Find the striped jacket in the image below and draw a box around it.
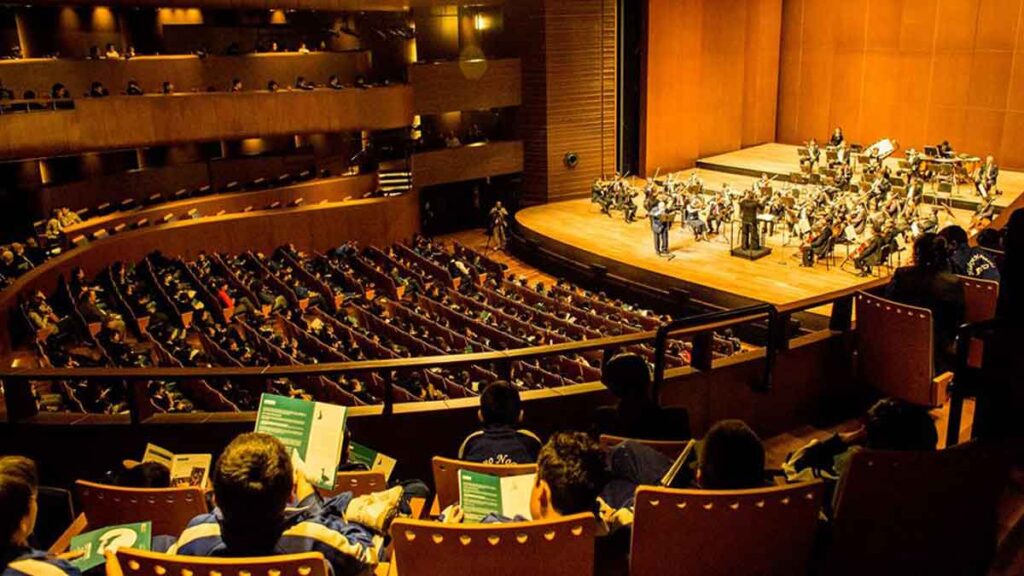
[2,548,80,576]
[169,493,384,576]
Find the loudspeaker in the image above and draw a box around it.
[563,152,579,169]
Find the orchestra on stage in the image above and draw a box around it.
[590,128,1002,275]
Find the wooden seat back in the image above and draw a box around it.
[390,513,595,576]
[598,434,689,459]
[75,480,207,536]
[320,471,387,498]
[630,481,823,576]
[855,291,939,405]
[959,276,998,322]
[431,456,536,510]
[828,445,1008,576]
[111,549,328,576]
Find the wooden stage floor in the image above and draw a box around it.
[698,143,1024,210]
[516,167,982,309]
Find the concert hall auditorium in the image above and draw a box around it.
[1,0,1023,574]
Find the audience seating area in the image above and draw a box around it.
[15,237,741,416]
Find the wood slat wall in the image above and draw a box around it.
[0,86,413,159]
[20,0,506,9]
[409,58,522,115]
[777,0,1024,170]
[411,140,524,188]
[642,0,783,175]
[0,52,372,99]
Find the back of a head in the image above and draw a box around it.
[865,398,938,451]
[998,209,1024,321]
[601,353,651,400]
[937,225,968,249]
[912,233,948,271]
[698,420,765,490]
[480,381,520,427]
[117,462,171,488]
[0,456,38,547]
[536,432,606,515]
[213,433,293,555]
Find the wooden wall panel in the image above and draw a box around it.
[20,0,504,9]
[0,52,371,98]
[642,0,783,175]
[0,190,418,353]
[411,140,523,188]
[409,58,522,115]
[778,0,1024,169]
[0,86,413,159]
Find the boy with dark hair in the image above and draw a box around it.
[1,456,80,576]
[697,419,767,489]
[458,381,542,464]
[593,352,689,440]
[171,433,402,576]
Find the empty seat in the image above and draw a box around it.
[112,223,127,234]
[196,185,212,196]
[243,205,254,213]
[172,189,189,201]
[224,181,240,192]
[75,207,91,220]
[120,198,137,211]
[298,170,312,180]
[289,198,304,207]
[134,218,150,229]
[277,173,292,186]
[146,193,163,205]
[90,229,109,240]
[250,177,267,189]
[215,210,227,216]
[32,220,46,235]
[631,482,824,576]
[96,202,113,215]
[268,201,282,210]
[391,513,595,576]
[70,235,87,247]
[110,548,328,576]
[161,214,175,223]
[186,209,200,219]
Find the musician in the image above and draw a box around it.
[622,187,639,223]
[904,148,923,177]
[976,155,999,197]
[706,194,726,235]
[739,190,761,251]
[684,172,704,195]
[754,173,772,197]
[489,201,509,250]
[907,175,924,204]
[805,138,821,170]
[649,200,670,256]
[853,225,887,276]
[937,140,954,159]
[864,149,882,177]
[835,162,853,189]
[801,220,833,267]
[682,197,708,241]
[829,127,845,148]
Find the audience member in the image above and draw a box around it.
[327,75,343,90]
[0,456,80,576]
[938,225,999,281]
[884,233,965,372]
[696,419,766,490]
[0,80,13,100]
[593,352,688,440]
[88,82,109,98]
[125,79,144,96]
[230,78,242,93]
[161,82,175,95]
[170,433,400,575]
[267,80,280,93]
[458,381,542,464]
[50,84,70,100]
[294,76,314,91]
[104,43,120,59]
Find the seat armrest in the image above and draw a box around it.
[932,371,954,406]
[48,513,88,554]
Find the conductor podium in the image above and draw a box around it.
[730,198,773,261]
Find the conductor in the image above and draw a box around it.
[649,200,669,256]
[739,190,761,251]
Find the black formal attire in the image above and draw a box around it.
[739,198,761,250]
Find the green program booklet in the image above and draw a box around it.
[349,442,397,481]
[255,393,347,490]
[69,521,152,571]
[458,470,536,523]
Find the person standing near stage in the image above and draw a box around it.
[489,201,509,250]
[649,200,668,256]
[739,190,761,251]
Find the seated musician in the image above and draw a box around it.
[829,127,845,147]
[801,220,834,267]
[805,138,820,169]
[864,149,882,177]
[834,162,853,188]
[682,197,708,241]
[853,225,887,276]
[885,233,965,372]
[936,140,954,159]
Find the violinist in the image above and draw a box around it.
[975,155,999,198]
[801,219,834,267]
[853,224,887,277]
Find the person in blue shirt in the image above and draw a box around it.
[458,381,542,464]
[1,456,80,576]
[170,433,402,576]
[939,225,1000,282]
